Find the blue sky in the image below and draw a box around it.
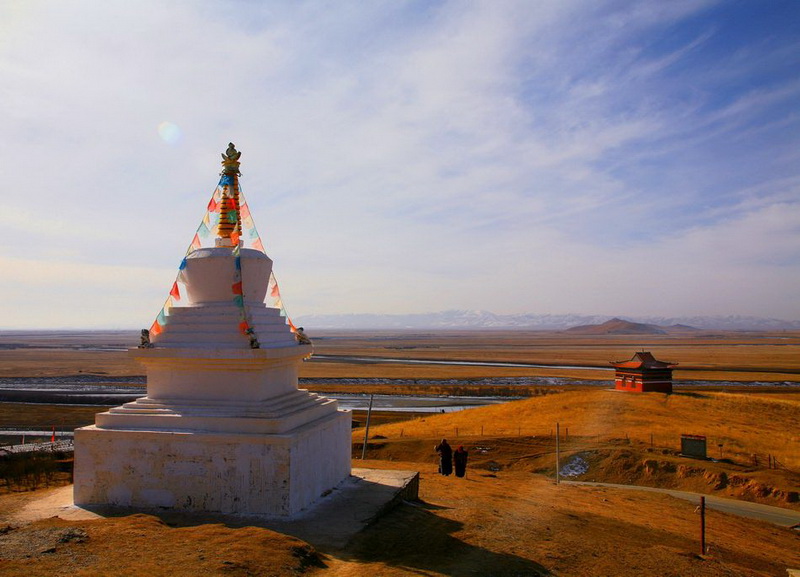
[1,0,798,328]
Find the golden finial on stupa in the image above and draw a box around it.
[221,142,241,175]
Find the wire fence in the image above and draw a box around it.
[367,424,795,473]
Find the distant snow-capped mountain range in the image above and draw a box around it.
[293,310,800,331]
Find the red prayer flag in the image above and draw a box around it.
[169,282,181,300]
[240,203,251,219]
[238,320,250,334]
[231,230,241,246]
[190,233,201,251]
[270,282,280,298]
[288,319,297,333]
[51,426,55,443]
[231,281,243,295]
[207,198,218,212]
[150,320,163,336]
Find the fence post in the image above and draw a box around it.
[556,422,560,485]
[699,496,706,555]
[361,394,374,460]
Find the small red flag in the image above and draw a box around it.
[150,320,163,336]
[240,203,251,219]
[51,426,55,443]
[169,282,181,300]
[238,320,250,334]
[231,281,243,295]
[207,197,218,212]
[270,282,280,298]
[231,230,241,246]
[190,233,201,251]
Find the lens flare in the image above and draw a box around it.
[158,121,181,144]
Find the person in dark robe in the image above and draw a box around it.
[434,438,453,476]
[453,445,468,478]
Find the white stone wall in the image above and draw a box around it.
[74,410,351,517]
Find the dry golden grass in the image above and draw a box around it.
[332,464,800,577]
[0,514,320,577]
[0,350,139,378]
[2,469,797,577]
[309,329,800,381]
[360,389,800,470]
[0,403,109,430]
[2,331,799,575]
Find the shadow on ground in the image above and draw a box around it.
[334,499,551,576]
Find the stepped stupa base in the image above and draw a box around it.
[74,409,351,517]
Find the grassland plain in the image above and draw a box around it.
[1,330,799,575]
[2,329,800,381]
[1,450,799,575]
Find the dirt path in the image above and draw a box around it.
[565,481,800,526]
[3,485,102,524]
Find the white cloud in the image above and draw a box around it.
[0,0,798,327]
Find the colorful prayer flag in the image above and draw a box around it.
[240,203,251,219]
[233,295,244,307]
[150,320,163,336]
[238,320,250,334]
[270,282,280,298]
[170,282,181,300]
[231,281,243,295]
[231,230,241,246]
[253,238,265,252]
[190,233,201,251]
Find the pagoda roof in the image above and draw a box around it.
[610,351,676,369]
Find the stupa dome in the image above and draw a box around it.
[182,247,272,305]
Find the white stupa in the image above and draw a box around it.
[74,144,352,516]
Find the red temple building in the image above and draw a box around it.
[611,351,676,393]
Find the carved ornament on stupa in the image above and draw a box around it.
[221,142,241,175]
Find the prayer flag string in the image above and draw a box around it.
[148,174,298,344]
